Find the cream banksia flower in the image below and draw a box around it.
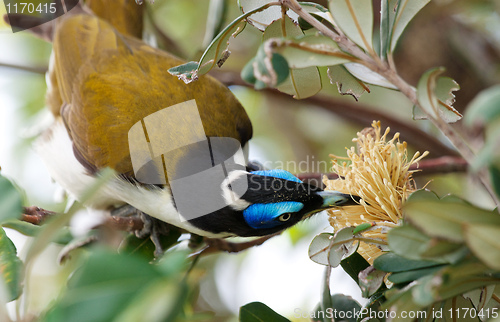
[324,121,429,263]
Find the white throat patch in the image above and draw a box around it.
[221,170,251,211]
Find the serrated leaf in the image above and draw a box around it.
[464,224,500,270]
[239,302,290,322]
[416,67,462,123]
[404,195,500,243]
[463,285,496,311]
[263,17,321,98]
[272,34,353,68]
[344,62,396,89]
[465,85,500,127]
[0,176,23,223]
[327,65,370,101]
[239,0,298,31]
[389,0,431,51]
[0,228,23,301]
[329,0,374,52]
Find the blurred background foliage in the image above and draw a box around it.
[0,0,499,321]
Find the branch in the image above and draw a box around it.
[297,156,468,187]
[197,233,280,256]
[211,70,458,158]
[21,206,144,231]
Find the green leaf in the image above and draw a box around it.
[167,61,199,82]
[120,229,182,260]
[321,267,333,322]
[415,67,462,123]
[0,176,23,223]
[202,0,229,48]
[329,294,362,322]
[471,120,500,171]
[464,84,500,127]
[328,227,359,267]
[387,225,430,260]
[464,224,500,270]
[344,62,397,89]
[329,0,374,52]
[253,47,290,89]
[373,252,442,272]
[0,228,23,301]
[169,2,279,81]
[111,279,188,322]
[278,68,322,99]
[433,260,500,302]
[43,251,191,322]
[381,288,424,320]
[340,251,370,284]
[274,33,353,68]
[42,249,188,322]
[263,16,321,98]
[309,233,334,265]
[327,65,370,101]
[388,265,443,285]
[404,193,500,243]
[239,0,298,31]
[389,0,431,52]
[239,302,290,322]
[442,296,481,322]
[379,0,397,57]
[359,267,386,297]
[491,165,500,198]
[2,220,74,244]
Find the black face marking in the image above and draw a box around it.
[187,173,327,237]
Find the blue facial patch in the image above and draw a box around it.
[250,169,302,183]
[243,201,304,229]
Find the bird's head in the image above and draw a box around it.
[188,169,360,237]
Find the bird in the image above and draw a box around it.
[6,2,360,243]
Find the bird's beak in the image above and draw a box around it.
[317,191,361,208]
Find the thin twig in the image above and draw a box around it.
[297,156,468,187]
[0,62,47,74]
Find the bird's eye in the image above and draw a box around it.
[278,213,292,222]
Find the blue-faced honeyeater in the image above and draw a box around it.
[6,1,360,239]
